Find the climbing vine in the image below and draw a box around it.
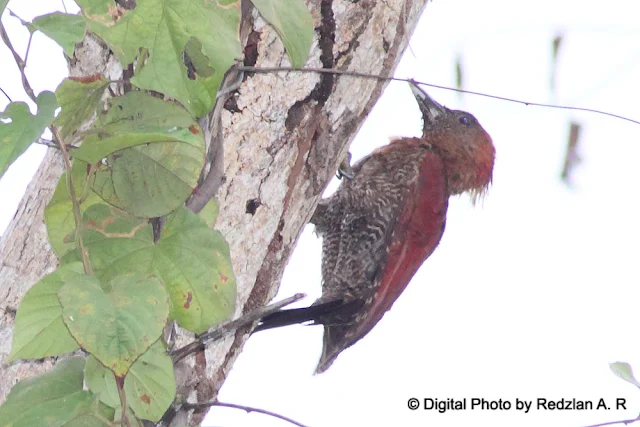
[0,0,313,425]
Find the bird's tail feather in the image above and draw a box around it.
[255,299,362,331]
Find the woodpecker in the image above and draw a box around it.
[258,81,495,373]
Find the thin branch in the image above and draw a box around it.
[171,293,306,363]
[0,87,12,102]
[0,21,36,103]
[235,66,640,126]
[580,417,640,427]
[24,32,34,64]
[183,401,309,427]
[34,137,76,149]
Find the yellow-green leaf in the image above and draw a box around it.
[59,273,169,376]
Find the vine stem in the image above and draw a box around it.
[50,125,93,275]
[580,417,640,427]
[115,376,131,427]
[0,21,36,103]
[183,400,309,427]
[0,20,92,274]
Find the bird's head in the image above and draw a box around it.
[410,81,495,201]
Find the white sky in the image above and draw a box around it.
[2,1,640,427]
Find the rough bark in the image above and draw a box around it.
[0,0,428,424]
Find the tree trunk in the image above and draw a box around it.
[0,0,428,424]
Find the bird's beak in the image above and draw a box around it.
[409,80,446,128]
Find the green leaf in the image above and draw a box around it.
[32,12,87,57]
[74,92,205,217]
[78,0,241,118]
[63,204,236,333]
[112,407,143,427]
[125,342,176,421]
[73,91,203,164]
[87,342,176,422]
[610,362,640,389]
[99,91,197,132]
[49,91,204,234]
[0,357,114,427]
[59,273,169,376]
[8,263,84,361]
[77,128,202,165]
[45,159,103,257]
[155,206,236,331]
[0,0,9,16]
[0,91,57,179]
[55,77,109,139]
[9,10,36,33]
[251,0,313,67]
[85,355,120,408]
[198,197,220,228]
[92,139,204,217]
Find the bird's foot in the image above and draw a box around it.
[336,151,355,180]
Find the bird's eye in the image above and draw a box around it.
[459,115,471,126]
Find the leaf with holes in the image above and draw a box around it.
[61,204,236,333]
[78,0,241,118]
[8,263,84,361]
[59,273,169,376]
[0,357,114,426]
[0,91,57,179]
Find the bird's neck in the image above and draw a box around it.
[437,143,493,198]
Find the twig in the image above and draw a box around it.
[0,87,12,102]
[171,293,306,363]
[235,65,640,126]
[0,21,36,103]
[34,137,76,149]
[183,400,309,427]
[580,417,640,427]
[24,32,33,64]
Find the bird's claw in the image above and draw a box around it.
[337,152,355,180]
